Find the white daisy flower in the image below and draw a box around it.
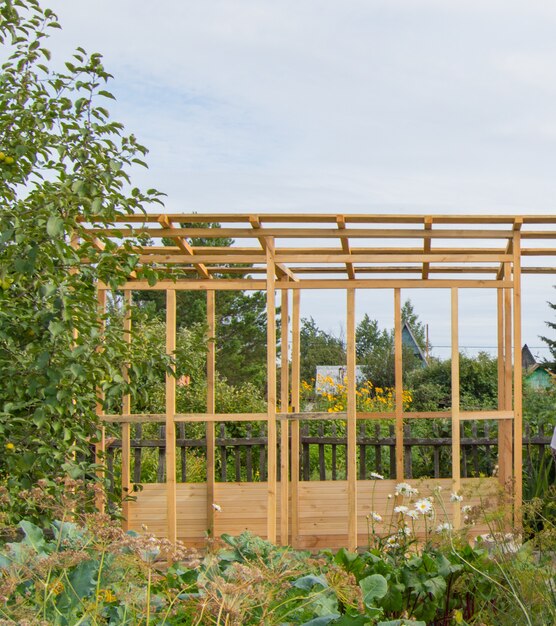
[398,525,412,536]
[405,510,419,520]
[369,511,383,523]
[370,472,384,480]
[436,522,453,533]
[462,505,472,514]
[394,505,409,514]
[415,498,433,514]
[450,492,463,502]
[396,482,418,496]
[385,535,400,548]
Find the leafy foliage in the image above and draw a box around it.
[300,317,346,383]
[0,0,166,516]
[540,285,556,370]
[1,508,554,625]
[407,352,499,411]
[135,222,272,391]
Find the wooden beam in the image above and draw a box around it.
[394,289,404,480]
[176,413,268,422]
[280,287,289,545]
[499,266,513,494]
[513,231,523,525]
[158,215,211,279]
[166,289,177,544]
[85,211,556,225]
[86,226,526,239]
[451,287,461,529]
[346,288,357,550]
[99,278,512,291]
[135,252,510,264]
[101,408,514,422]
[121,290,132,531]
[95,287,107,513]
[290,289,301,547]
[422,217,433,279]
[337,215,355,279]
[206,290,216,535]
[266,242,277,543]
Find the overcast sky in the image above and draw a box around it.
[46,0,556,359]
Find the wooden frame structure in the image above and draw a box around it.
[88,213,556,549]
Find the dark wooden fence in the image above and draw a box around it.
[104,421,553,488]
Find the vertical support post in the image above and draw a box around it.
[451,288,461,529]
[121,290,132,530]
[266,242,277,543]
[394,289,404,480]
[95,287,107,513]
[280,286,290,545]
[290,289,301,547]
[513,232,523,523]
[166,289,177,543]
[498,265,513,493]
[347,288,357,551]
[206,290,216,534]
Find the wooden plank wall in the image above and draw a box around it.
[128,478,500,550]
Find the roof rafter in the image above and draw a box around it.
[158,215,211,279]
[337,215,355,279]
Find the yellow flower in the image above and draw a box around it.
[49,580,64,596]
[5,442,14,451]
[98,588,117,603]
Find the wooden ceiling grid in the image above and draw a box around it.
[83,213,556,286]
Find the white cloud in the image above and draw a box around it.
[32,1,556,346]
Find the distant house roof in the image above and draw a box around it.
[522,344,537,370]
[402,321,427,365]
[524,363,556,390]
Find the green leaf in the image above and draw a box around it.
[332,616,369,625]
[46,215,65,237]
[19,520,47,553]
[359,574,388,607]
[378,621,426,626]
[300,617,338,626]
[48,320,65,337]
[293,574,329,591]
[57,559,98,613]
[423,575,446,600]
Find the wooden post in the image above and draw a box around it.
[451,288,461,529]
[280,287,290,545]
[290,289,301,547]
[95,287,107,513]
[394,289,404,480]
[347,288,357,550]
[513,231,523,523]
[166,289,177,543]
[206,290,216,534]
[498,265,513,493]
[266,242,277,543]
[121,290,132,530]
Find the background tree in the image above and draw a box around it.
[300,317,345,382]
[357,300,426,388]
[407,351,498,410]
[0,0,166,520]
[541,287,556,371]
[134,221,270,391]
